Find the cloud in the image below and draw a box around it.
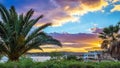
[59,0,108,15]
[44,0,108,26]
[111,5,120,12]
[16,0,108,27]
[29,33,102,52]
[29,47,88,52]
[112,0,119,3]
[91,27,103,33]
[85,47,103,51]
[62,42,79,45]
[46,33,102,52]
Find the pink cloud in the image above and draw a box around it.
[91,27,103,33]
[16,0,108,27]
[49,33,102,52]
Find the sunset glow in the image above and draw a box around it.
[1,0,120,53]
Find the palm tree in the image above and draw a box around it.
[0,4,61,61]
[99,23,120,60]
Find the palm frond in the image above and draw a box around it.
[23,15,43,36]
[0,4,62,61]
[0,4,9,23]
[24,9,34,23]
[25,23,51,42]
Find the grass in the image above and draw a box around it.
[0,59,120,68]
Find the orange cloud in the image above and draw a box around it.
[111,5,120,12]
[56,0,108,26]
[28,33,102,53]
[63,0,108,15]
[33,8,79,27]
[112,0,119,3]
[53,33,102,52]
[29,46,88,53]
[22,0,108,27]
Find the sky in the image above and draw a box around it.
[0,0,120,52]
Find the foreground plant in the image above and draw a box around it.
[99,22,120,60]
[0,4,61,61]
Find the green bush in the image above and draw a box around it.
[66,55,77,60]
[50,52,63,60]
[96,62,120,68]
[67,63,82,68]
[0,59,120,68]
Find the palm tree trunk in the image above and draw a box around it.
[8,55,19,61]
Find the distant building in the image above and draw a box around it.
[26,50,114,62]
[83,51,100,59]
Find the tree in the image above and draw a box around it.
[99,23,120,60]
[0,4,61,61]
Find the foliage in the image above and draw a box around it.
[0,60,120,68]
[65,55,78,60]
[0,54,3,60]
[50,52,63,60]
[0,4,61,61]
[99,22,120,60]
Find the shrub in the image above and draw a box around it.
[66,55,77,60]
[67,63,82,68]
[0,59,120,68]
[50,52,63,60]
[18,56,34,68]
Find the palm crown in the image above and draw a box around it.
[99,23,120,60]
[0,4,61,61]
